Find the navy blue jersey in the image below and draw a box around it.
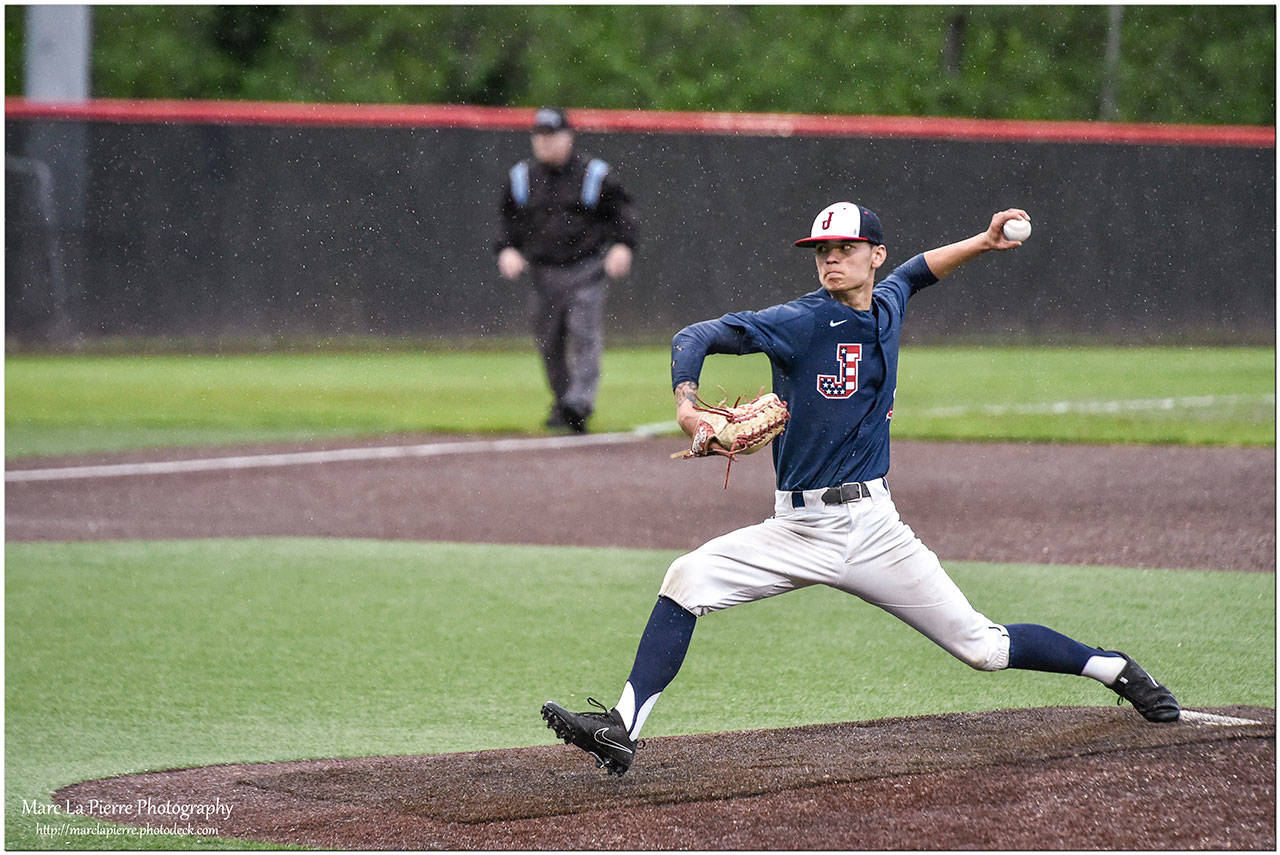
[671,253,938,491]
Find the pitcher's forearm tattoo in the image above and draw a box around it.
[674,381,699,406]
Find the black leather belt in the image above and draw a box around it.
[789,480,880,509]
[821,481,876,504]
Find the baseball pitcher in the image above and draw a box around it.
[543,202,1179,776]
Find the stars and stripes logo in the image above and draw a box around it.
[817,343,862,399]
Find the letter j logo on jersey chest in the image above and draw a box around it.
[817,343,862,399]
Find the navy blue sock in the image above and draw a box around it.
[625,596,697,703]
[1006,623,1097,674]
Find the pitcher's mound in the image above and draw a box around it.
[56,705,1274,850]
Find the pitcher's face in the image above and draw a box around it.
[812,240,885,296]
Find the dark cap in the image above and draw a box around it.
[532,107,571,133]
[793,201,884,247]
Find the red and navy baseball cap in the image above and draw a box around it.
[793,201,884,247]
[532,107,571,133]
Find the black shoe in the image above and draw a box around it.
[545,405,567,429]
[560,405,589,434]
[1105,650,1180,722]
[542,697,637,775]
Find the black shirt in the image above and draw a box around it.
[496,152,637,266]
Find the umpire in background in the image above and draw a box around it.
[495,107,638,434]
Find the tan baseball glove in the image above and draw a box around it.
[671,392,790,461]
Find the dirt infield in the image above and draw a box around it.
[7,436,1275,571]
[9,435,1277,848]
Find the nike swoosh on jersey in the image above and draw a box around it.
[829,319,849,327]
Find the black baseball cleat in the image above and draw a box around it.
[560,405,589,434]
[1105,650,1180,722]
[542,697,638,775]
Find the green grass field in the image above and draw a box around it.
[4,344,1275,849]
[6,540,1274,850]
[5,345,1274,457]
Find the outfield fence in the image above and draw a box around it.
[5,100,1275,346]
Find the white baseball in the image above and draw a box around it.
[1002,217,1032,242]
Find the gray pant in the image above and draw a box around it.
[529,255,608,416]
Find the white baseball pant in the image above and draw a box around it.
[658,478,1011,671]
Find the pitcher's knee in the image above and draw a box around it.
[952,624,1011,671]
[660,552,694,589]
[658,553,707,616]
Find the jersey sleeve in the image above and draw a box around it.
[671,303,806,389]
[873,253,938,317]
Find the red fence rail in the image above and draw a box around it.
[7,97,1274,147]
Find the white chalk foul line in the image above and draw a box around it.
[1177,710,1264,726]
[918,392,1274,419]
[5,430,661,483]
[6,393,1269,483]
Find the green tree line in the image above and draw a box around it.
[6,5,1276,124]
